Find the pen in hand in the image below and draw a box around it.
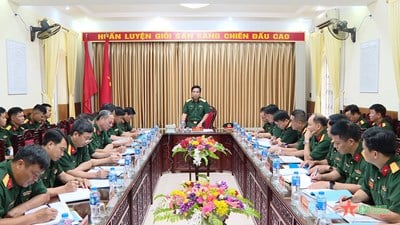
[337,196,353,203]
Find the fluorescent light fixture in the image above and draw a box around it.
[180,3,210,9]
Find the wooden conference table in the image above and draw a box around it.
[81,131,308,225]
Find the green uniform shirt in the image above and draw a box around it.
[108,123,124,137]
[0,160,47,218]
[336,143,367,184]
[271,124,283,138]
[58,136,91,172]
[263,122,273,133]
[278,122,300,144]
[296,126,307,150]
[43,120,52,129]
[309,129,331,160]
[22,118,42,130]
[5,124,25,136]
[361,155,400,213]
[356,117,370,130]
[182,98,210,128]
[88,124,112,156]
[326,141,343,169]
[40,160,63,188]
[372,118,393,131]
[0,127,12,155]
[120,121,133,132]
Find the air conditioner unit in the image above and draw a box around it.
[315,9,339,29]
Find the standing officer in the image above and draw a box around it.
[181,85,211,128]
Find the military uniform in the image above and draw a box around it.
[271,124,283,138]
[296,126,307,150]
[356,117,370,130]
[5,124,24,136]
[121,121,133,132]
[372,118,393,131]
[58,136,91,172]
[43,120,52,129]
[361,154,400,212]
[0,127,12,155]
[278,122,300,144]
[88,124,112,156]
[108,123,124,137]
[309,128,331,160]
[263,122,273,133]
[336,143,367,184]
[326,141,343,169]
[40,160,64,188]
[182,98,210,128]
[22,118,42,130]
[0,160,47,217]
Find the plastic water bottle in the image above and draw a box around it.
[109,167,118,198]
[272,157,281,186]
[90,187,101,224]
[261,148,269,162]
[180,121,186,132]
[291,171,300,206]
[59,212,71,225]
[316,191,331,225]
[253,138,260,151]
[124,154,132,177]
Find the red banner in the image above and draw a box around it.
[82,31,304,42]
[100,39,112,106]
[82,40,98,113]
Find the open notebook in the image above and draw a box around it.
[58,188,91,203]
[25,202,72,225]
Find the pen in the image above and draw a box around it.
[338,196,353,203]
[46,203,51,208]
[313,168,319,176]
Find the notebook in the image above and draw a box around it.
[58,188,91,203]
[25,202,72,225]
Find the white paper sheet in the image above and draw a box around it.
[58,188,91,203]
[25,202,71,225]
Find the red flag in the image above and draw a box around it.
[82,40,98,113]
[100,38,112,106]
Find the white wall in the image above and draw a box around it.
[341,2,398,112]
[0,1,75,109]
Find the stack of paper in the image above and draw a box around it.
[88,166,125,176]
[89,179,110,188]
[258,138,271,148]
[58,188,91,203]
[279,155,303,164]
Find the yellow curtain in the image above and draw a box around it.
[91,42,295,128]
[324,30,342,113]
[309,32,324,113]
[66,31,79,117]
[388,0,400,110]
[43,32,63,123]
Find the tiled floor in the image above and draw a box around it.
[143,172,256,225]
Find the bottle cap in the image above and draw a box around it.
[61,212,69,218]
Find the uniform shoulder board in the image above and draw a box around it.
[200,98,207,102]
[360,120,365,125]
[382,122,386,127]
[5,125,11,131]
[24,119,29,123]
[186,98,192,102]
[390,162,400,174]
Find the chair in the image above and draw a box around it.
[11,129,41,156]
[203,106,217,129]
[0,139,5,162]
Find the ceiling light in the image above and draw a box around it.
[180,3,210,9]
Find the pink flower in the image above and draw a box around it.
[197,145,205,150]
[209,146,216,153]
[202,202,215,216]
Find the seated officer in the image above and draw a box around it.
[271,110,300,145]
[89,110,125,159]
[343,104,370,130]
[0,107,13,158]
[41,103,52,128]
[255,104,282,139]
[23,104,46,130]
[303,114,331,161]
[269,109,307,156]
[369,103,393,131]
[337,127,400,223]
[121,107,136,132]
[108,107,134,143]
[41,129,89,197]
[307,114,348,175]
[58,119,118,179]
[0,144,57,224]
[309,120,368,193]
[181,85,211,128]
[6,107,25,136]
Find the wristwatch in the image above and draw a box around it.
[329,180,335,189]
[303,140,310,144]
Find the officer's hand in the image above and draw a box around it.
[116,145,126,153]
[96,169,109,179]
[109,153,121,164]
[104,144,114,151]
[308,181,329,189]
[63,180,79,193]
[32,208,58,223]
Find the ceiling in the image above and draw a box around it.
[10,0,376,21]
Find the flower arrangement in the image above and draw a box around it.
[153,178,260,225]
[172,135,230,166]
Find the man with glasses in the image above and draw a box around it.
[0,144,57,224]
[58,118,119,179]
